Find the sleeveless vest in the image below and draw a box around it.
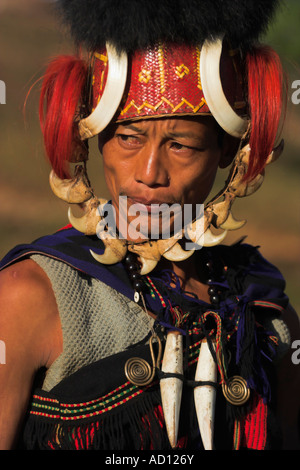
[0,227,290,450]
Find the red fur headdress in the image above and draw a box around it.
[39,0,285,181]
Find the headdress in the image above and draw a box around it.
[41,0,284,175]
[41,0,285,274]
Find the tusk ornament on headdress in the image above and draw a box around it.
[200,38,249,139]
[78,44,128,140]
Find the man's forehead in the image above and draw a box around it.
[115,115,214,132]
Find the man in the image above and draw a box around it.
[0,0,299,450]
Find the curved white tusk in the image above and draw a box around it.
[160,331,183,449]
[68,201,101,235]
[139,257,159,275]
[49,169,93,204]
[90,239,127,265]
[220,212,246,231]
[162,241,195,262]
[128,241,161,261]
[194,339,217,450]
[185,215,210,247]
[78,43,128,140]
[200,37,248,138]
[68,206,90,234]
[157,236,180,256]
[202,228,227,247]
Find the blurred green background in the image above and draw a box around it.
[0,0,299,313]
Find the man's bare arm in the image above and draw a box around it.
[0,259,62,449]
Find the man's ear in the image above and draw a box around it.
[219,134,240,169]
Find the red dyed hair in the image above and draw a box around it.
[39,55,88,179]
[245,45,285,181]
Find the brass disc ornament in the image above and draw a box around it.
[125,357,153,386]
[222,376,250,406]
[124,334,162,387]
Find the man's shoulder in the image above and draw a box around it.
[0,258,51,296]
[0,257,62,369]
[0,259,59,337]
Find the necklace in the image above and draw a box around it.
[124,249,223,306]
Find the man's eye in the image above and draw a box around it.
[171,142,185,150]
[170,141,203,152]
[171,142,196,151]
[117,134,140,145]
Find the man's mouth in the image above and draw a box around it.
[126,196,177,214]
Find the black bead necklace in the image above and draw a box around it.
[124,252,144,300]
[206,259,221,306]
[124,249,223,307]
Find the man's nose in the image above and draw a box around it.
[134,144,169,188]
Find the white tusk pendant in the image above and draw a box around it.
[194,338,217,450]
[68,199,101,236]
[219,212,246,231]
[139,257,159,275]
[162,241,195,262]
[90,238,127,265]
[160,331,183,448]
[49,168,93,204]
[202,228,227,247]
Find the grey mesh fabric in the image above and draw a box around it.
[31,255,154,392]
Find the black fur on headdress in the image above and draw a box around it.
[57,0,282,54]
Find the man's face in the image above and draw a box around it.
[99,116,230,242]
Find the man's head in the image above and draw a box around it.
[40,0,285,248]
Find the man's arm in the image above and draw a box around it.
[0,259,62,449]
[276,304,300,450]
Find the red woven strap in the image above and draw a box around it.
[241,393,268,450]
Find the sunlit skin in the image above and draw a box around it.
[99,116,232,236]
[99,116,234,298]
